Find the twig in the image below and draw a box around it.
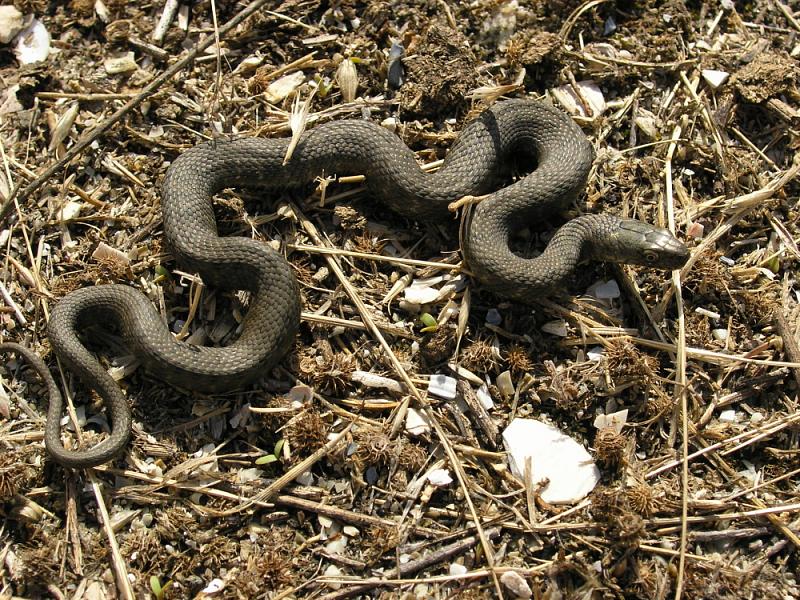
[0,280,26,325]
[663,121,689,600]
[317,528,501,599]
[89,472,134,600]
[288,243,462,272]
[772,307,800,389]
[217,421,355,515]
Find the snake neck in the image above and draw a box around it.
[464,214,618,302]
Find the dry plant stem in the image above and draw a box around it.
[103,465,443,537]
[646,411,800,479]
[301,311,414,339]
[631,336,800,368]
[664,122,689,600]
[0,280,26,325]
[559,0,610,39]
[65,478,83,576]
[317,528,501,600]
[288,202,504,598]
[773,307,800,389]
[318,550,590,589]
[0,0,277,229]
[218,421,355,515]
[36,92,137,101]
[775,1,800,32]
[89,472,133,600]
[289,243,462,271]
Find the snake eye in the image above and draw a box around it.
[644,251,659,263]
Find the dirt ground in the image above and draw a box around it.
[1,0,800,598]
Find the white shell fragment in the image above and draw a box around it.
[406,407,431,436]
[14,18,50,65]
[104,52,138,75]
[712,328,729,342]
[351,370,404,393]
[587,346,605,361]
[496,370,515,399]
[500,571,532,598]
[57,200,82,221]
[502,418,600,504]
[476,384,494,410]
[702,69,730,89]
[92,242,130,267]
[593,409,628,434]
[551,80,607,118]
[541,319,568,337]
[0,6,24,44]
[403,283,440,305]
[587,279,620,300]
[264,71,305,103]
[201,578,225,594]
[428,374,457,400]
[426,468,453,486]
[719,409,738,423]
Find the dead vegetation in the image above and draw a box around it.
[1,0,800,598]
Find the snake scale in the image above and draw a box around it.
[0,99,689,467]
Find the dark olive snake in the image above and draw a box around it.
[0,99,689,467]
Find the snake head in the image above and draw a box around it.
[600,218,690,270]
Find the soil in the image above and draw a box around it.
[1,1,800,599]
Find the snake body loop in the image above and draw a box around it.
[1,99,689,467]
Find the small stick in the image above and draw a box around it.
[151,0,180,43]
[317,528,501,600]
[0,280,26,325]
[772,307,800,390]
[89,472,134,599]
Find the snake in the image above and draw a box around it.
[0,99,689,468]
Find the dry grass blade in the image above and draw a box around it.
[283,88,317,165]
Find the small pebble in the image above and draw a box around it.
[500,571,532,598]
[449,563,468,575]
[587,346,605,361]
[712,328,729,342]
[295,471,314,486]
[485,308,502,325]
[589,279,620,300]
[323,565,343,589]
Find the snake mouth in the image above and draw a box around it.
[643,230,691,269]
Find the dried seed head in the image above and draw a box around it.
[594,426,626,465]
[505,343,534,374]
[626,482,656,517]
[461,337,500,372]
[336,58,358,103]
